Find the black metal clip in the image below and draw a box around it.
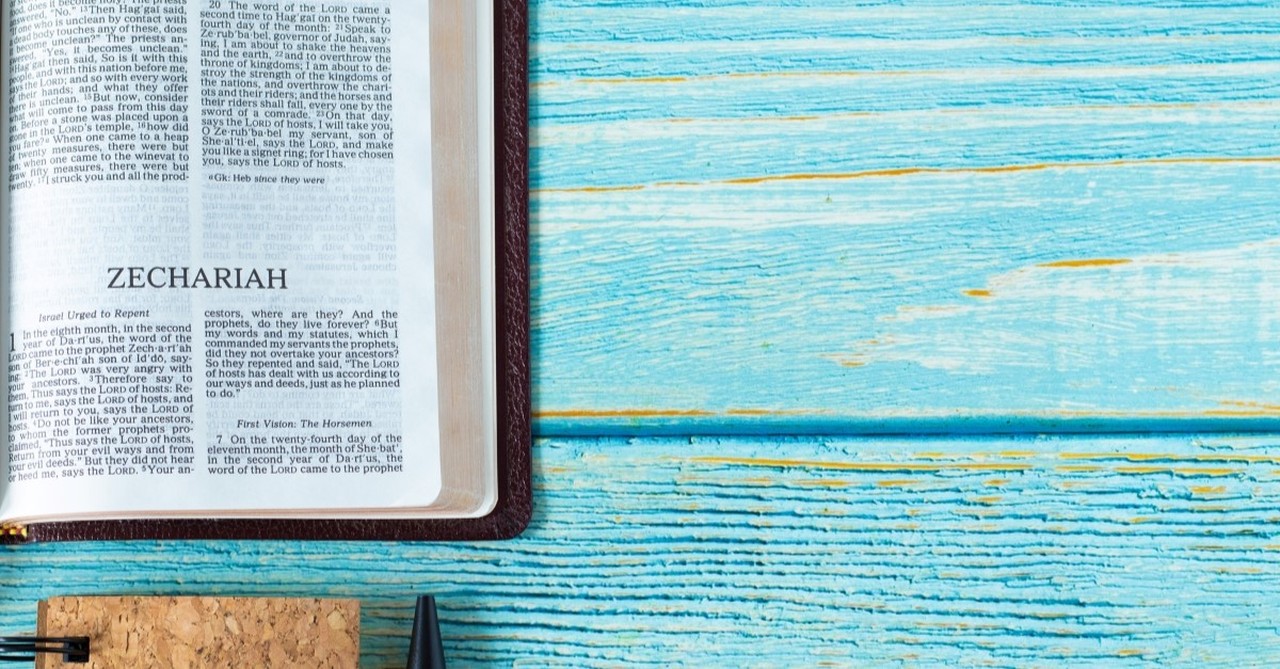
[0,636,90,663]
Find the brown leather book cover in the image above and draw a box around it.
[5,0,530,544]
[36,596,359,668]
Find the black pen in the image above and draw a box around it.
[406,595,446,669]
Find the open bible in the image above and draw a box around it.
[0,0,530,542]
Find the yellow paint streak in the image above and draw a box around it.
[973,496,1002,505]
[725,408,817,417]
[795,479,852,488]
[537,408,715,419]
[1188,504,1231,512]
[1114,465,1243,476]
[768,114,824,123]
[1059,452,1280,465]
[540,407,834,419]
[998,451,1039,458]
[1215,400,1280,413]
[984,478,1009,487]
[1037,258,1132,268]
[1190,485,1228,497]
[964,289,993,298]
[1204,409,1280,417]
[1217,567,1264,575]
[1128,516,1154,524]
[877,479,923,488]
[691,456,1031,472]
[536,156,1280,194]
[732,477,775,487]
[1117,649,1147,658]
[1062,452,1160,461]
[581,75,691,84]
[821,353,869,368]
[563,185,647,193]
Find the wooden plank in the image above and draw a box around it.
[4,435,1280,666]
[526,1,1280,432]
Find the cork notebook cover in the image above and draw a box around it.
[36,596,359,669]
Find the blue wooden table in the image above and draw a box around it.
[6,1,1280,666]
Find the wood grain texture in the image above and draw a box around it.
[5,436,1280,667]
[6,1,1280,667]
[529,0,1280,432]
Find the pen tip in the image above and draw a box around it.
[407,595,446,669]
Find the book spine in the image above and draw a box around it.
[0,524,31,545]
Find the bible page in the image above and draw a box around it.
[2,0,442,523]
